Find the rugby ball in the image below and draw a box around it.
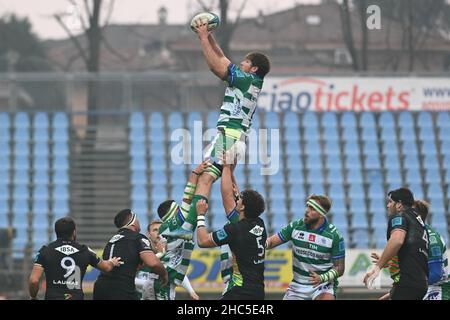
[190,12,220,33]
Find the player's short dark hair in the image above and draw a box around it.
[241,189,265,219]
[114,208,133,228]
[157,200,175,220]
[55,217,76,239]
[388,187,414,207]
[246,52,270,79]
[414,200,430,221]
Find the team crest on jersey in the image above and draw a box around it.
[54,245,79,256]
[249,225,264,236]
[308,234,316,242]
[109,234,124,243]
[429,236,437,245]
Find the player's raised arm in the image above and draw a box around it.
[194,19,230,80]
[221,165,236,214]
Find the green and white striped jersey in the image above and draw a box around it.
[217,63,264,134]
[278,218,345,285]
[158,200,197,286]
[426,225,449,286]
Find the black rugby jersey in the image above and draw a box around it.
[212,217,267,291]
[387,208,429,289]
[34,239,101,300]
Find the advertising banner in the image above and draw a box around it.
[258,77,450,112]
[79,249,394,294]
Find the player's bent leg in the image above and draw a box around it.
[312,283,336,300]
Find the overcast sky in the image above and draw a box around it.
[0,0,320,40]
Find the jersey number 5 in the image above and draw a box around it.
[256,236,265,258]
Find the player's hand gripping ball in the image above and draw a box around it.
[190,12,220,33]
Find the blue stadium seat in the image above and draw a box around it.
[362,140,380,156]
[53,185,69,201]
[132,185,148,201]
[361,127,377,141]
[304,141,321,156]
[418,127,435,143]
[33,142,49,157]
[428,184,443,197]
[14,112,30,129]
[151,186,168,203]
[130,112,145,129]
[321,112,338,128]
[324,141,340,156]
[398,112,414,128]
[131,155,147,171]
[328,183,345,200]
[348,184,365,199]
[343,141,360,156]
[283,126,300,142]
[351,208,368,229]
[306,168,324,184]
[187,112,202,128]
[267,171,285,185]
[170,169,187,186]
[282,111,299,128]
[14,142,29,157]
[353,229,369,248]
[342,126,358,141]
[367,169,384,185]
[405,169,422,184]
[130,127,145,143]
[403,154,420,168]
[150,156,166,171]
[131,170,147,185]
[53,170,69,185]
[13,200,28,215]
[53,156,68,171]
[305,154,322,169]
[271,199,288,216]
[346,169,363,184]
[385,168,402,184]
[438,127,450,142]
[53,112,69,129]
[436,112,450,128]
[287,168,303,185]
[421,141,438,155]
[247,166,266,185]
[379,112,395,128]
[33,171,49,185]
[383,154,400,169]
[0,112,9,135]
[370,199,386,217]
[168,113,184,130]
[53,199,69,218]
[205,111,219,129]
[344,156,361,170]
[324,155,342,170]
[368,183,384,199]
[52,127,68,143]
[445,168,450,184]
[271,214,289,232]
[33,128,49,143]
[441,141,450,155]
[407,183,424,199]
[322,126,339,141]
[422,154,440,170]
[341,112,357,128]
[327,168,344,184]
[365,155,381,169]
[288,183,306,203]
[308,182,325,195]
[399,126,416,141]
[150,141,166,157]
[53,142,69,157]
[359,112,376,128]
[149,112,164,129]
[32,199,48,215]
[264,112,280,129]
[380,127,397,142]
[417,112,433,128]
[302,112,318,128]
[13,170,29,185]
[149,127,165,142]
[0,155,9,171]
[13,155,30,171]
[285,140,301,155]
[303,127,320,141]
[424,169,441,184]
[33,185,49,201]
[252,112,261,129]
[150,171,169,186]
